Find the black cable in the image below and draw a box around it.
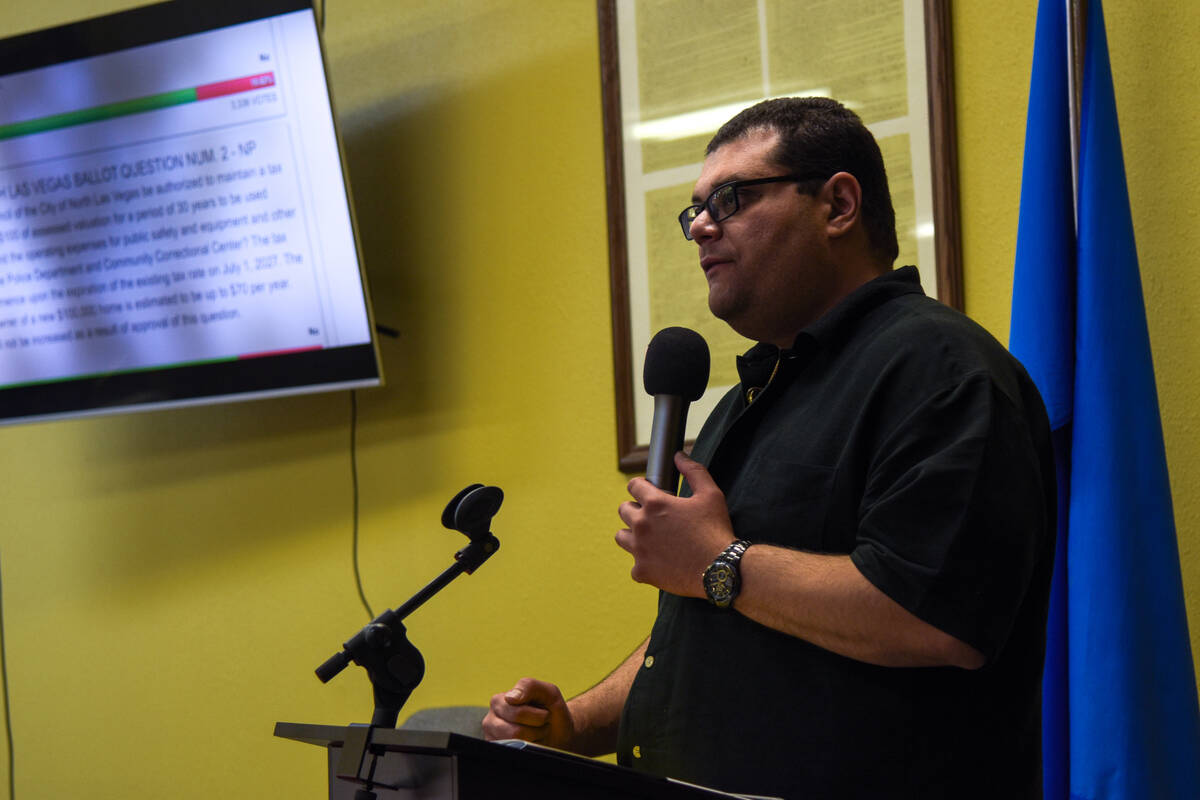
[0,553,14,800]
[350,391,374,620]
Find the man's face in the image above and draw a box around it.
[688,129,840,347]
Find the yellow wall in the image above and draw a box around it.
[0,2,1195,797]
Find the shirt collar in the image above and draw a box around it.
[735,266,925,388]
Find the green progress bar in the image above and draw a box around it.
[0,88,196,142]
[0,353,236,391]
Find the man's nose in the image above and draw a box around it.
[689,208,720,242]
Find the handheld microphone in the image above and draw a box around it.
[643,327,710,494]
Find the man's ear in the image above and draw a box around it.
[823,172,862,239]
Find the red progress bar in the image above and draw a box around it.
[196,72,276,101]
[238,344,322,360]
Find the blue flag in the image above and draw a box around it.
[1010,2,1075,797]
[1011,2,1200,798]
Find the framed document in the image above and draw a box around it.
[599,0,962,472]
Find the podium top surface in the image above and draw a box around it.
[274,722,778,799]
[274,723,470,757]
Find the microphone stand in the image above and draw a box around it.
[313,484,502,800]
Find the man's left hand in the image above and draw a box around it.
[616,451,736,597]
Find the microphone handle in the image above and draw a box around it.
[646,394,689,494]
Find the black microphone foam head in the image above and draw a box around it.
[643,326,710,401]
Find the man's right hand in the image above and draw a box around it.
[481,677,576,750]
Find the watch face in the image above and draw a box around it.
[704,560,737,607]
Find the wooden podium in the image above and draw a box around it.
[274,722,747,799]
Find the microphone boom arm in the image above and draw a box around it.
[314,485,503,731]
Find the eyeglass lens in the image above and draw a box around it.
[679,184,741,240]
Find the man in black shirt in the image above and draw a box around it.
[483,97,1055,799]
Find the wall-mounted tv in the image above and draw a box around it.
[0,0,381,426]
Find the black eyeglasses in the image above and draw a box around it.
[678,173,827,240]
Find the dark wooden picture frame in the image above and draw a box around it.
[600,0,963,473]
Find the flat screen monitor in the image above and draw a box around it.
[0,0,381,426]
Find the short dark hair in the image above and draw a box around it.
[707,97,899,264]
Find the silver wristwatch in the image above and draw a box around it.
[702,540,752,608]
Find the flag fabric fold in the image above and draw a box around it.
[1010,1,1200,798]
[1011,3,1075,797]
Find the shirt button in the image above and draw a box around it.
[644,655,655,668]
[632,745,642,759]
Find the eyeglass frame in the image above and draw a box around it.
[677,173,829,241]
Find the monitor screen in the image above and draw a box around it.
[0,0,381,425]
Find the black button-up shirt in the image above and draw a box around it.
[617,267,1055,799]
